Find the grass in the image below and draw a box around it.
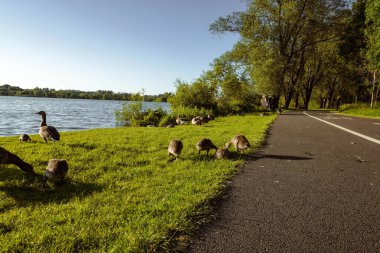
[0,114,276,252]
[338,103,380,119]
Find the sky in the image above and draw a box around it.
[0,0,247,95]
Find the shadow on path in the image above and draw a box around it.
[252,154,313,161]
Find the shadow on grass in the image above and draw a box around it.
[0,171,104,211]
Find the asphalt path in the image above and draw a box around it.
[189,110,380,253]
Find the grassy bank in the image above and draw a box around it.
[0,114,275,252]
[338,103,380,119]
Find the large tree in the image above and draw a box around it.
[365,0,380,107]
[211,0,348,109]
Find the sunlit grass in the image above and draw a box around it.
[0,114,275,252]
[338,103,380,118]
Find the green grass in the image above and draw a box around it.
[338,103,380,119]
[0,114,276,252]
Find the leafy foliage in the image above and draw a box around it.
[0,84,172,102]
[208,0,380,109]
[115,101,168,127]
[168,79,217,111]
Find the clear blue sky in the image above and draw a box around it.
[0,0,246,95]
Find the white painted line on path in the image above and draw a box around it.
[303,111,380,145]
[373,123,380,126]
[341,117,353,120]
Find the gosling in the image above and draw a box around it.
[225,135,251,153]
[215,148,230,159]
[168,140,183,159]
[0,147,34,174]
[43,159,68,187]
[19,134,32,143]
[196,138,217,156]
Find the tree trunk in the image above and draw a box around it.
[283,88,294,109]
[303,88,313,110]
[327,81,336,109]
[373,72,379,107]
[371,72,376,108]
[294,92,299,108]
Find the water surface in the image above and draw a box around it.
[0,96,169,137]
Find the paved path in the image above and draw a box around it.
[190,111,380,253]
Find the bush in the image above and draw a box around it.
[339,103,370,112]
[171,106,214,121]
[158,114,176,127]
[115,101,168,127]
[115,101,144,126]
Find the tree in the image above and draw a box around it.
[168,79,217,110]
[338,0,368,104]
[210,0,348,109]
[365,0,380,107]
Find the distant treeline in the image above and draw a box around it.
[0,84,172,102]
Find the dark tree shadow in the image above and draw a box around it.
[0,173,104,212]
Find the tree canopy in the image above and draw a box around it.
[170,0,379,113]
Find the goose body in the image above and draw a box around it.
[191,117,202,125]
[0,147,34,174]
[36,111,60,144]
[196,138,217,156]
[19,134,31,142]
[43,159,68,186]
[215,148,230,159]
[176,117,187,125]
[168,140,183,159]
[225,135,251,153]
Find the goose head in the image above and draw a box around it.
[35,111,46,116]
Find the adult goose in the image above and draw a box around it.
[36,111,60,144]
[0,147,34,174]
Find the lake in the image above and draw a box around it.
[0,96,170,137]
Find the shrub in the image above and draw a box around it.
[158,114,177,127]
[115,101,144,126]
[339,103,370,111]
[171,106,214,121]
[115,101,168,127]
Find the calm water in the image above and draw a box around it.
[0,96,170,137]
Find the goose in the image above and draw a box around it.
[196,138,217,156]
[207,115,215,121]
[225,135,251,153]
[191,117,202,125]
[0,147,34,174]
[19,134,31,143]
[168,140,183,159]
[215,148,230,159]
[176,117,187,125]
[43,159,68,186]
[35,111,60,144]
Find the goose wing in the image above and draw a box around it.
[46,126,60,141]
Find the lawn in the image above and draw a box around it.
[338,103,380,119]
[0,114,276,252]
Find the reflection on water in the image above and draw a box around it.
[0,96,170,137]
